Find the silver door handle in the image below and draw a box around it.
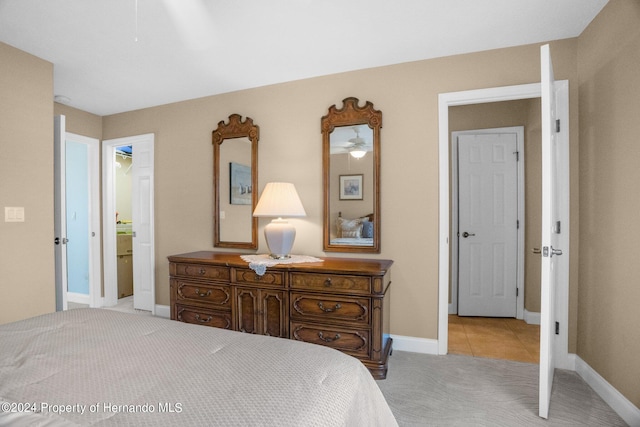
[542,246,563,257]
[462,232,475,238]
[551,247,563,257]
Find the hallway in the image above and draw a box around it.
[448,315,540,364]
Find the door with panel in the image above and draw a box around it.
[538,43,570,420]
[457,132,519,317]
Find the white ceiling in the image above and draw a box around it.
[0,0,608,116]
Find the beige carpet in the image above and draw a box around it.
[377,351,627,426]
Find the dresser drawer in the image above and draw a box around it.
[291,322,370,357]
[290,293,370,325]
[172,263,230,281]
[235,268,285,288]
[176,304,233,329]
[175,280,231,309]
[290,272,371,294]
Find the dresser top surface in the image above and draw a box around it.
[168,251,393,275]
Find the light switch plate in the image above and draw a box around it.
[5,207,25,222]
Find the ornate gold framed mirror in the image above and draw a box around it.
[322,97,382,253]
[213,114,258,249]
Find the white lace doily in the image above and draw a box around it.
[240,254,323,275]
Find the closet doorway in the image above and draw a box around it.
[103,134,155,313]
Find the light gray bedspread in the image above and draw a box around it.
[0,309,397,426]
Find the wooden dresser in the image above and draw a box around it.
[168,251,393,379]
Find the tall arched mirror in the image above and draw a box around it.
[213,114,258,249]
[322,97,382,253]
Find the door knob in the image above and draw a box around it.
[462,231,475,238]
[551,247,563,257]
[542,246,563,257]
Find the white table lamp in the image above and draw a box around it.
[253,182,306,259]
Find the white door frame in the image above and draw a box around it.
[450,127,525,319]
[438,83,571,371]
[102,134,155,313]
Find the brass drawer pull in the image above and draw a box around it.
[198,268,207,275]
[194,314,212,323]
[194,289,212,298]
[318,302,341,313]
[318,332,340,342]
[324,278,332,287]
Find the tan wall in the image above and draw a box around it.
[0,42,55,323]
[102,38,580,342]
[54,103,102,140]
[577,0,640,407]
[449,99,543,314]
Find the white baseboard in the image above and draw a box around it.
[558,352,576,371]
[524,309,540,325]
[67,292,91,305]
[390,334,439,355]
[575,355,640,427]
[154,304,170,318]
[448,306,537,323]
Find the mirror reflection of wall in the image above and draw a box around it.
[219,137,253,242]
[115,145,133,299]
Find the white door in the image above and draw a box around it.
[54,116,68,311]
[457,133,518,317]
[54,116,101,310]
[539,43,566,419]
[131,140,155,311]
[102,134,155,313]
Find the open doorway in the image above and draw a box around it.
[114,145,134,303]
[103,134,155,314]
[447,104,540,364]
[437,82,571,370]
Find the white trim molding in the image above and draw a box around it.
[575,355,640,426]
[524,309,541,325]
[154,304,171,319]
[67,292,91,305]
[390,335,439,355]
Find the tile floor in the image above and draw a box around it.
[448,315,540,364]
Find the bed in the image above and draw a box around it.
[330,213,375,246]
[0,309,397,426]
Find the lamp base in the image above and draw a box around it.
[264,218,296,259]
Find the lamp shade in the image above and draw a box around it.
[253,182,305,259]
[253,182,306,218]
